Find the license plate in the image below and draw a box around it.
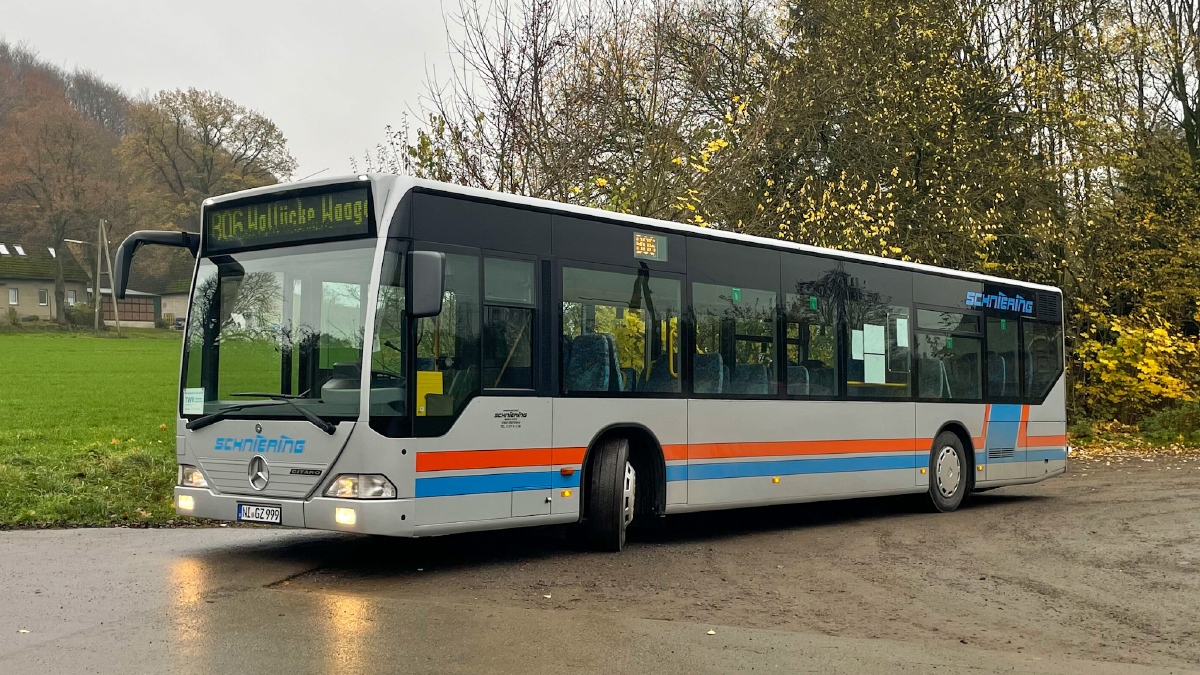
[237,503,281,524]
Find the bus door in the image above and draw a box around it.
[983,404,1025,481]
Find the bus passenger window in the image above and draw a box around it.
[784,293,837,396]
[562,266,680,394]
[986,317,1019,399]
[484,258,535,390]
[692,283,777,396]
[1022,320,1063,400]
[842,265,911,398]
[915,333,982,400]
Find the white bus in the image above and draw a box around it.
[116,174,1067,551]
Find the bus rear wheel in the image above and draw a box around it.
[928,431,968,512]
[585,436,636,551]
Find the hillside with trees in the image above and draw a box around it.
[363,0,1200,425]
[0,41,294,323]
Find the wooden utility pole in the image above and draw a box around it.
[94,220,102,331]
[100,219,121,336]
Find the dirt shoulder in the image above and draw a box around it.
[292,456,1200,670]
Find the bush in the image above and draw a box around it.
[1076,313,1200,422]
[1141,401,1200,446]
[65,303,95,327]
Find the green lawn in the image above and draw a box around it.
[0,332,182,527]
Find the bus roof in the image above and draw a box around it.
[207,173,1061,294]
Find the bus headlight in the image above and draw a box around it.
[179,465,208,488]
[324,474,397,499]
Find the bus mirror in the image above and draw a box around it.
[113,230,200,299]
[409,251,446,318]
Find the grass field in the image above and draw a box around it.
[0,332,182,527]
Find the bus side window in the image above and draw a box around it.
[561,266,681,394]
[1022,319,1063,400]
[483,258,535,390]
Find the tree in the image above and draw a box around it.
[0,82,116,323]
[119,88,296,233]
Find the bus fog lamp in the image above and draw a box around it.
[179,465,208,488]
[335,508,357,526]
[324,474,396,499]
[177,495,195,511]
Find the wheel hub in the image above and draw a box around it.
[622,461,636,527]
[935,446,961,498]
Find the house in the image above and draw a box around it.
[0,241,89,321]
[125,253,194,322]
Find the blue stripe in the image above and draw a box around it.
[1028,448,1066,462]
[416,471,557,498]
[666,465,688,482]
[989,404,1023,422]
[687,454,917,481]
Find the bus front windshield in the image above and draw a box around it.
[181,240,402,420]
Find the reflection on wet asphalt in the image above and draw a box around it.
[1,468,1197,674]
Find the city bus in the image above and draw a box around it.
[115,174,1067,551]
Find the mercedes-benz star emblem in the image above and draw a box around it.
[248,455,269,491]
[255,423,263,434]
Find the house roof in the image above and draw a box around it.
[0,239,89,282]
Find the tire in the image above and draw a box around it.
[585,436,636,551]
[928,431,968,512]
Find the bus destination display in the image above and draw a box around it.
[205,187,371,252]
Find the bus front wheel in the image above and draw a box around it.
[585,436,636,551]
[928,431,968,512]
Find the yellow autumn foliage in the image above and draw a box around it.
[1076,315,1200,422]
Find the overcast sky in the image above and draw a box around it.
[2,0,455,179]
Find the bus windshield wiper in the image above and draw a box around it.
[186,401,289,432]
[229,393,338,435]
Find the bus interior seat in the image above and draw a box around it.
[561,335,573,370]
[987,351,1007,397]
[599,333,623,391]
[641,353,678,392]
[919,357,951,399]
[732,363,769,395]
[620,368,637,392]
[564,333,616,392]
[787,365,809,395]
[802,360,834,395]
[694,353,725,393]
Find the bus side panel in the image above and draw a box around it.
[409,396,553,527]
[1026,377,1067,479]
[914,403,987,487]
[551,398,689,509]
[685,400,918,507]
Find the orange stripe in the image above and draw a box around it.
[973,403,991,450]
[663,444,688,461]
[1017,405,1030,448]
[1026,434,1067,447]
[555,446,586,465]
[688,438,926,461]
[417,448,554,472]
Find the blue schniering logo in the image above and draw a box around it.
[966,290,1034,315]
[214,434,305,454]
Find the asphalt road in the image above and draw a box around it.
[2,458,1198,674]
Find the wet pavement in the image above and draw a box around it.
[2,461,1199,674]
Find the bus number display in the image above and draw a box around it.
[634,232,667,261]
[205,186,372,253]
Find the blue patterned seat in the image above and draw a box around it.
[694,353,725,394]
[564,333,613,392]
[731,363,769,395]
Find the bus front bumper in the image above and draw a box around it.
[174,487,415,536]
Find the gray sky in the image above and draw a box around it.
[2,0,454,179]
